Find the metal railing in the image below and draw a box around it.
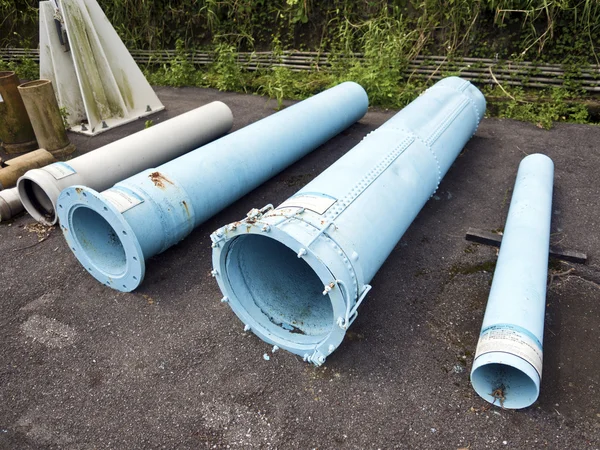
[3,47,600,92]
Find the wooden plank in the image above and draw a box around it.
[465,228,587,264]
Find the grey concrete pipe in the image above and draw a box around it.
[18,101,233,225]
[0,188,23,221]
[0,149,56,190]
[0,71,38,154]
[18,79,76,158]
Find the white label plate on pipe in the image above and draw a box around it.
[42,162,76,180]
[474,324,543,379]
[104,188,143,214]
[277,193,337,215]
[0,93,4,102]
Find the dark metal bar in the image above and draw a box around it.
[465,227,587,264]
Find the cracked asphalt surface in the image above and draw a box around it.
[1,86,599,449]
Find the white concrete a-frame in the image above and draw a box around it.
[39,0,164,136]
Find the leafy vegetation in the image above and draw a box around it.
[0,55,38,80]
[1,0,599,127]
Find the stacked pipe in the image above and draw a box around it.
[211,77,485,365]
[17,102,234,225]
[56,82,369,292]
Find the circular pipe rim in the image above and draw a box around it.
[58,186,145,292]
[471,351,541,409]
[18,79,52,90]
[17,169,62,225]
[212,221,349,363]
[0,71,16,80]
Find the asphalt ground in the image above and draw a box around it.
[1,86,599,449]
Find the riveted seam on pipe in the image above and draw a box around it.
[242,207,366,315]
[425,98,470,147]
[380,97,473,193]
[288,216,362,300]
[428,82,482,133]
[256,208,366,301]
[323,134,416,221]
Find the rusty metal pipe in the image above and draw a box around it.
[0,71,38,154]
[0,149,56,190]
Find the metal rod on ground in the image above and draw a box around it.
[18,102,234,226]
[56,82,369,292]
[471,154,554,409]
[210,77,485,365]
[465,227,587,264]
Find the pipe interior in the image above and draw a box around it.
[471,363,539,409]
[19,179,56,222]
[70,207,127,277]
[225,234,333,343]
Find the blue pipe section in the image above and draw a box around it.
[57,82,369,292]
[211,77,486,365]
[471,154,554,409]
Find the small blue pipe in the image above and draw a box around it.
[211,77,486,365]
[471,153,554,409]
[57,82,369,291]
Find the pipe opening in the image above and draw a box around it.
[18,79,51,90]
[19,178,56,222]
[70,207,127,277]
[225,234,333,343]
[471,363,539,409]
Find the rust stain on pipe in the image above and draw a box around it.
[149,171,173,189]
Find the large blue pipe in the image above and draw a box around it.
[211,77,486,365]
[57,82,369,291]
[471,154,554,409]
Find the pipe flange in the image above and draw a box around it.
[211,215,354,365]
[58,185,145,292]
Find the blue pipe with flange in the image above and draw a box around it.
[211,77,486,365]
[56,82,369,292]
[471,154,554,409]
